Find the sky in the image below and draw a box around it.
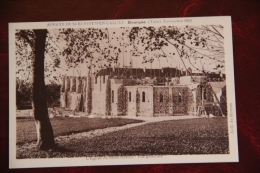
[17,26,225,84]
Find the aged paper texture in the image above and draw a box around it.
[9,16,238,168]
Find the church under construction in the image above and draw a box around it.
[60,67,227,117]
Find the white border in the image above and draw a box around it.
[9,16,238,168]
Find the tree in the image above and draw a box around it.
[15,27,124,150]
[16,79,32,110]
[128,25,224,73]
[16,29,55,150]
[16,80,61,110]
[46,83,61,108]
[32,30,56,150]
[57,28,123,73]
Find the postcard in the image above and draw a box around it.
[9,16,238,168]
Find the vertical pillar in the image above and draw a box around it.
[82,77,86,93]
[66,76,70,92]
[76,77,80,93]
[64,76,67,92]
[78,77,82,93]
[193,90,197,116]
[169,87,173,115]
[69,76,73,92]
[86,75,92,115]
[60,76,66,108]
[61,75,65,92]
[150,87,153,117]
[82,77,86,112]
[75,77,79,111]
[73,77,77,92]
[69,76,75,92]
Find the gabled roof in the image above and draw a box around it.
[208,82,226,93]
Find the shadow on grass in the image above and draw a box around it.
[37,144,75,152]
[52,145,74,152]
[16,144,76,159]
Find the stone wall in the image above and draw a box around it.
[125,86,138,117]
[66,92,82,111]
[60,76,88,112]
[117,85,127,116]
[105,78,111,115]
[153,86,194,116]
[196,85,203,108]
[92,75,108,115]
[59,74,208,117]
[60,92,66,108]
[136,86,153,117]
[171,86,189,114]
[85,76,92,114]
[110,78,123,116]
[153,87,170,116]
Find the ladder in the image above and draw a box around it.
[197,106,207,117]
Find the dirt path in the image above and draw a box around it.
[55,115,200,143]
[18,115,201,150]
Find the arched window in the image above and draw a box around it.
[182,91,185,102]
[66,77,70,92]
[200,86,203,100]
[142,91,145,102]
[112,90,114,103]
[129,92,131,102]
[204,88,207,100]
[160,92,163,102]
[72,77,76,92]
[77,78,82,93]
[178,92,182,102]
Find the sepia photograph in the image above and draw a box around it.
[9,16,238,168]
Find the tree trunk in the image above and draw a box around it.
[32,29,56,150]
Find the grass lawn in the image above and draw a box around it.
[17,117,229,158]
[74,117,229,156]
[16,117,143,144]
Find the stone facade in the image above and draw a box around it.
[60,68,226,117]
[92,75,108,115]
[136,86,154,117]
[60,76,89,113]
[153,87,170,116]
